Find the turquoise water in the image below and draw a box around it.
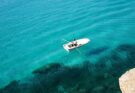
[0,0,135,90]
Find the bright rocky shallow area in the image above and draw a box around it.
[119,68,135,93]
[0,44,135,93]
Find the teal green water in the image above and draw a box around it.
[0,0,135,88]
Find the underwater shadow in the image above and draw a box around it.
[1,44,135,93]
[86,46,109,56]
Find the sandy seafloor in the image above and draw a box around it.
[0,0,135,92]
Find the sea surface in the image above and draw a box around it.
[0,0,135,92]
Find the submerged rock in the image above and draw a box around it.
[0,80,20,93]
[119,68,135,93]
[1,44,135,93]
[32,63,62,74]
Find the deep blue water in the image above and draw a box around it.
[0,0,135,90]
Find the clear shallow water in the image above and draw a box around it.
[0,0,135,89]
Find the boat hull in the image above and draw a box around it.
[63,38,90,52]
